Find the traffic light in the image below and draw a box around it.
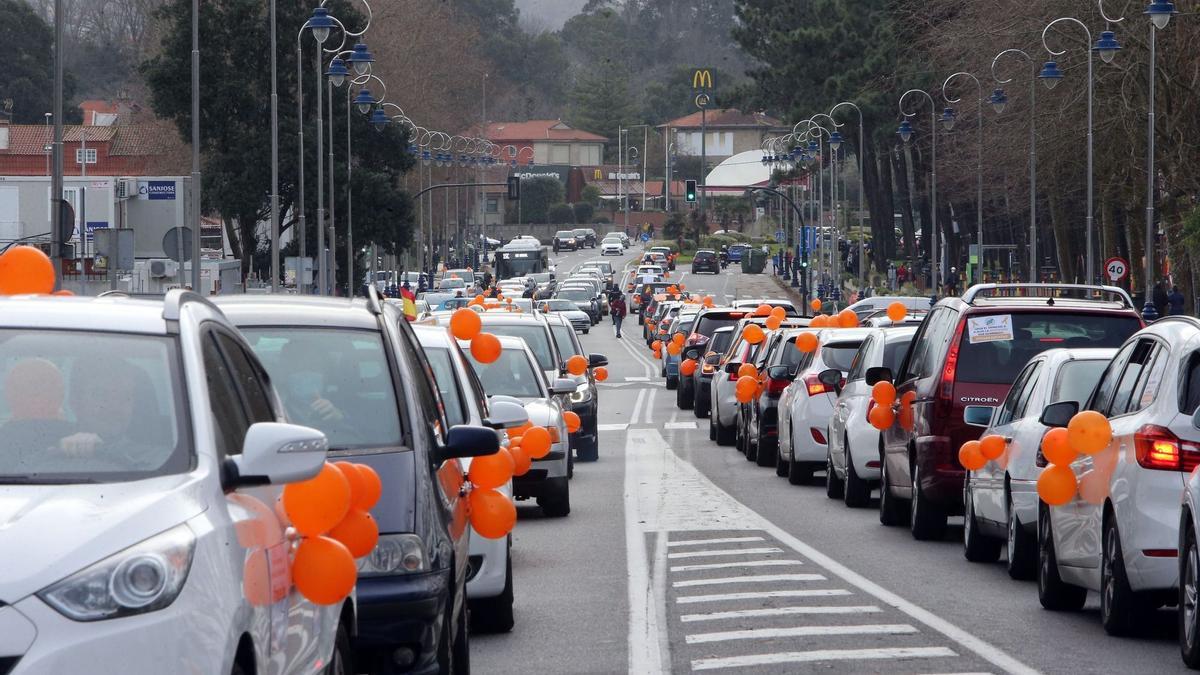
[506,176,520,201]
[685,179,697,203]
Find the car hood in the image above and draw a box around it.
[518,399,561,428]
[0,474,206,602]
[562,310,590,320]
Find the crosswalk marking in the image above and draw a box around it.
[666,547,782,560]
[676,589,851,604]
[672,573,826,588]
[670,559,802,573]
[691,646,959,671]
[680,605,883,623]
[667,536,764,548]
[625,376,651,382]
[597,423,629,432]
[685,623,920,644]
[664,421,697,430]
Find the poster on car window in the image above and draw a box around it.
[967,314,1014,344]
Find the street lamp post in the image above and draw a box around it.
[942,71,984,285]
[898,88,940,294]
[830,101,866,288]
[992,49,1039,283]
[809,114,840,287]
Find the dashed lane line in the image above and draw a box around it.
[597,423,630,432]
[691,646,959,671]
[685,623,920,645]
[680,605,883,623]
[664,421,697,430]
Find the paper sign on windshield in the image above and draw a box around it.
[967,315,1014,344]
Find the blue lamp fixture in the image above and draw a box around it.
[1146,0,1176,29]
[347,43,375,77]
[1038,61,1063,90]
[306,7,335,44]
[369,107,388,131]
[807,139,819,158]
[326,57,348,88]
[353,88,376,115]
[420,150,432,166]
[897,119,914,143]
[989,88,1008,114]
[829,131,843,151]
[940,107,957,131]
[1093,31,1121,64]
[526,158,535,167]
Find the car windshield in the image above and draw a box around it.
[1052,359,1109,405]
[557,289,592,301]
[0,331,190,483]
[467,348,545,398]
[550,324,582,357]
[485,324,556,371]
[438,278,465,289]
[954,313,1141,385]
[423,347,467,427]
[242,328,403,450]
[528,273,552,284]
[556,231,573,238]
[821,342,863,371]
[542,300,579,311]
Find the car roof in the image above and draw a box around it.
[479,312,549,325]
[816,327,874,344]
[943,283,1136,314]
[1033,346,1118,367]
[413,323,454,348]
[0,295,183,335]
[211,295,383,330]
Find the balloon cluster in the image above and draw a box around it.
[957,434,1007,471]
[281,461,382,605]
[0,246,64,296]
[451,307,501,363]
[467,420,556,538]
[804,300,861,331]
[1036,411,1112,506]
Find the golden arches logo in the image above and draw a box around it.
[692,69,713,90]
[594,168,603,180]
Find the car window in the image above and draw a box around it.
[709,330,734,355]
[550,323,582,358]
[1127,343,1168,415]
[847,336,875,382]
[695,314,742,338]
[918,309,959,379]
[1012,361,1044,420]
[821,342,863,372]
[901,308,942,381]
[1107,339,1155,416]
[884,336,915,376]
[467,348,545,398]
[1051,359,1110,407]
[214,333,276,425]
[486,324,557,371]
[424,347,467,427]
[204,333,251,457]
[995,360,1038,426]
[1090,341,1137,413]
[1182,352,1200,415]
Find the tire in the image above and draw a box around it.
[755,424,776,468]
[775,430,789,476]
[843,437,870,508]
[538,477,571,517]
[576,430,599,462]
[694,386,710,418]
[567,445,574,479]
[878,445,907,526]
[451,593,470,675]
[583,329,589,334]
[963,485,1002,562]
[1037,507,1087,611]
[470,552,515,634]
[786,437,812,486]
[666,376,678,391]
[323,616,353,675]
[1181,524,1200,668]
[825,451,844,499]
[1006,498,1037,580]
[909,460,948,541]
[715,412,736,446]
[708,412,717,441]
[1102,516,1151,636]
[677,380,693,410]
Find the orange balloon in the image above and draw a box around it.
[474,294,485,304]
[0,246,55,295]
[1067,410,1111,455]
[282,463,352,537]
[680,359,697,376]
[522,426,552,459]
[735,375,758,403]
[1078,469,1110,505]
[563,410,581,433]
[886,302,907,322]
[869,405,895,430]
[679,283,686,291]
[958,440,986,471]
[754,303,772,317]
[765,315,782,330]
[796,332,818,353]
[471,332,502,364]
[450,308,482,340]
[652,348,662,359]
[327,508,380,558]
[703,296,714,307]
[871,381,896,406]
[770,306,786,320]
[809,315,828,328]
[979,435,1007,461]
[469,447,515,489]
[510,420,532,439]
[566,354,588,375]
[292,536,357,605]
[901,391,917,406]
[333,461,367,507]
[672,332,685,347]
[744,324,765,344]
[243,548,272,607]
[809,298,823,312]
[837,309,859,328]
[737,363,758,379]
[594,367,609,381]
[1038,464,1078,506]
[469,488,517,539]
[353,464,382,510]
[509,444,532,476]
[52,289,74,296]
[667,285,679,295]
[651,339,663,351]
[665,342,680,356]
[1041,427,1076,466]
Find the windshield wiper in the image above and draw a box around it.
[0,474,100,485]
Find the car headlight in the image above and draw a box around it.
[569,382,594,403]
[39,524,195,622]
[357,534,428,577]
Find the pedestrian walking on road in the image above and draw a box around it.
[1154,281,1169,318]
[1169,285,1186,316]
[610,294,627,338]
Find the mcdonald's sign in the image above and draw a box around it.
[691,68,714,92]
[594,168,603,180]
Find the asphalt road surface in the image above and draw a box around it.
[471,243,1188,674]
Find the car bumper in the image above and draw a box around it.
[513,444,569,495]
[568,401,598,447]
[915,436,966,512]
[847,422,882,481]
[467,531,508,599]
[354,569,450,673]
[569,318,591,332]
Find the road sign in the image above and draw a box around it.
[691,68,714,92]
[1104,257,1129,283]
[640,233,651,243]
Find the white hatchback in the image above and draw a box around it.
[601,239,623,255]
[0,291,342,675]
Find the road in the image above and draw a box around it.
[472,243,1188,674]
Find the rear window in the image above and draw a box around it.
[485,324,556,371]
[695,251,716,261]
[822,342,863,371]
[1051,359,1109,406]
[695,313,744,338]
[954,312,1141,385]
[709,330,734,355]
[556,231,573,238]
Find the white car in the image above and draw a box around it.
[777,328,871,485]
[601,239,623,255]
[827,326,918,507]
[635,265,664,279]
[0,291,344,674]
[709,324,766,446]
[1038,317,1200,635]
[538,299,592,333]
[416,325,529,633]
[846,295,933,320]
[1179,428,1200,667]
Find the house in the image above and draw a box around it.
[659,109,790,164]
[478,120,606,167]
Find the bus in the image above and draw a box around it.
[494,240,550,280]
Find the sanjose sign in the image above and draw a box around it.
[139,180,177,200]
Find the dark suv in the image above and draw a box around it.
[680,308,750,415]
[878,284,1142,540]
[573,228,594,248]
[553,230,578,252]
[692,249,720,274]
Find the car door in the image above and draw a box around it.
[885,308,951,494]
[977,359,1041,527]
[832,335,875,472]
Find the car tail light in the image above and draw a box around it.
[866,459,880,468]
[1134,425,1200,471]
[939,319,967,401]
[685,332,708,347]
[1143,549,1179,557]
[766,377,790,397]
[803,373,841,396]
[810,427,827,444]
[701,362,715,375]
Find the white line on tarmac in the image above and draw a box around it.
[629,388,647,426]
[676,589,852,604]
[624,433,666,674]
[680,605,883,623]
[666,547,783,559]
[664,421,696,430]
[672,573,826,588]
[670,559,802,572]
[597,423,630,432]
[625,376,650,382]
[667,536,764,547]
[644,388,657,424]
[685,623,919,644]
[691,646,958,671]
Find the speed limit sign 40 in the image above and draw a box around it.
[1105,257,1129,283]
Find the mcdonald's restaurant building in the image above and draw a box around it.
[658,109,790,165]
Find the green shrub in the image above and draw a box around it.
[548,203,575,224]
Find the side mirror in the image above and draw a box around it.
[550,378,578,396]
[724,362,742,374]
[766,364,793,381]
[484,400,529,429]
[682,346,702,361]
[1039,401,1079,428]
[818,368,842,394]
[589,353,608,368]
[963,405,995,428]
[229,422,328,488]
[864,366,893,387]
[435,424,501,462]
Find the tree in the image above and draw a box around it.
[580,184,602,206]
[548,202,575,224]
[663,211,687,239]
[512,177,563,224]
[572,202,594,224]
[566,63,635,159]
[711,196,752,232]
[0,0,76,122]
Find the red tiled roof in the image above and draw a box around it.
[481,120,607,143]
[2,126,116,154]
[0,123,184,157]
[659,109,786,130]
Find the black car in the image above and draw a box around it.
[574,228,597,248]
[680,308,749,416]
[692,249,720,274]
[217,292,499,675]
[546,314,607,461]
[553,230,579,252]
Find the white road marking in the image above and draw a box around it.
[672,573,826,588]
[692,646,958,671]
[680,605,883,623]
[666,547,784,559]
[677,589,851,604]
[617,330,658,376]
[685,623,919,645]
[664,421,697,430]
[597,423,630,432]
[624,377,651,382]
[629,388,647,426]
[667,536,764,547]
[644,388,657,424]
[670,559,802,572]
[624,434,666,675]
